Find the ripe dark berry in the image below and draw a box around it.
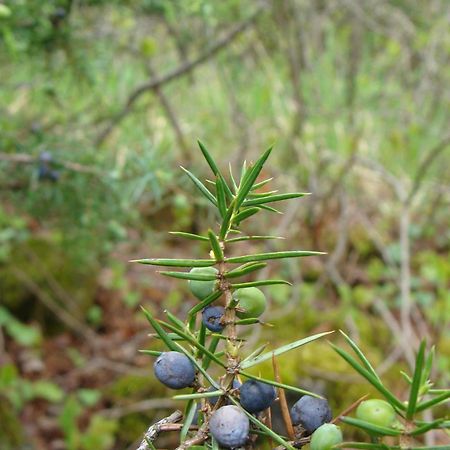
[290,395,332,434]
[239,379,276,413]
[153,351,195,389]
[202,306,225,332]
[233,287,267,319]
[188,267,218,300]
[356,399,395,428]
[209,405,249,448]
[310,423,343,450]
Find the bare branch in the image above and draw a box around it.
[137,410,183,450]
[96,8,263,146]
[406,133,450,206]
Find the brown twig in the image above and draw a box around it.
[272,354,295,440]
[331,394,369,424]
[137,410,183,450]
[96,7,263,146]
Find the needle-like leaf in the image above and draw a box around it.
[243,192,309,207]
[159,270,217,281]
[226,250,325,264]
[180,166,217,206]
[235,147,273,210]
[188,290,223,316]
[406,340,426,419]
[339,330,381,382]
[241,331,333,369]
[208,229,224,261]
[331,343,406,410]
[169,231,209,241]
[141,307,179,352]
[224,262,267,279]
[340,416,402,436]
[132,258,215,267]
[197,140,233,200]
[231,280,291,289]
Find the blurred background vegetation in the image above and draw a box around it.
[0,0,449,449]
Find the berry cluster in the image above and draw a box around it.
[136,144,449,450]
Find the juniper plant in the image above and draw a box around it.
[134,143,449,450]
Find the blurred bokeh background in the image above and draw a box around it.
[0,1,449,449]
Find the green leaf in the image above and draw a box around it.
[141,307,179,351]
[341,417,402,436]
[180,166,217,206]
[226,250,325,264]
[132,258,215,267]
[208,230,224,261]
[410,418,445,435]
[139,349,163,357]
[415,391,450,412]
[241,331,333,369]
[197,322,206,358]
[339,330,381,382]
[235,147,272,210]
[226,235,284,243]
[421,345,434,388]
[235,318,261,325]
[216,176,228,217]
[197,140,233,200]
[400,370,412,384]
[251,177,273,191]
[203,335,220,370]
[228,163,238,192]
[231,279,291,289]
[239,370,322,397]
[169,231,209,241]
[164,310,185,330]
[243,192,309,207]
[180,400,196,443]
[233,207,260,224]
[331,343,406,410]
[248,189,278,197]
[258,204,282,214]
[242,343,268,362]
[224,262,267,278]
[188,290,223,316]
[219,202,235,240]
[173,390,223,400]
[227,397,296,450]
[157,320,226,368]
[159,270,217,281]
[406,340,426,419]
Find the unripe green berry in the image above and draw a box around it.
[188,267,218,300]
[233,287,266,319]
[356,399,396,428]
[310,423,343,450]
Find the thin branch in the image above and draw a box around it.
[272,354,295,440]
[406,133,450,206]
[11,267,95,341]
[0,152,104,176]
[331,394,368,424]
[137,410,183,450]
[96,7,263,146]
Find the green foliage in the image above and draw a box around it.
[136,144,449,449]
